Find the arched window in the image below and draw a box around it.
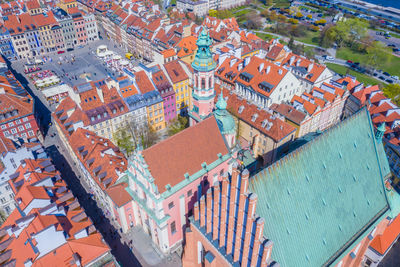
[201,78,205,89]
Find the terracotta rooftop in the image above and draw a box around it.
[270,103,307,125]
[370,215,400,255]
[142,116,229,193]
[106,183,132,207]
[215,85,296,142]
[163,60,188,84]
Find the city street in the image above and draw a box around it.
[6,40,182,267]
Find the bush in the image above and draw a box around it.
[295,12,304,18]
[288,18,299,24]
[310,25,320,31]
[315,19,327,25]
[307,14,312,19]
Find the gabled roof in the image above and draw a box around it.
[142,117,229,193]
[163,60,188,84]
[370,215,400,255]
[249,108,392,267]
[216,86,296,142]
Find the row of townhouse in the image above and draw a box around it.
[271,80,350,138]
[176,0,246,17]
[0,56,41,140]
[339,75,400,187]
[2,156,116,266]
[214,50,333,109]
[100,1,199,63]
[0,2,98,60]
[53,58,192,144]
[0,136,47,216]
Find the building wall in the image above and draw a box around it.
[162,93,177,123]
[11,33,30,59]
[162,161,229,249]
[147,102,165,131]
[174,79,190,113]
[1,114,39,140]
[84,13,98,43]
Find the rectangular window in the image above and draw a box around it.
[28,130,34,136]
[168,201,174,209]
[8,122,14,127]
[170,221,176,234]
[25,123,31,129]
[11,128,17,134]
[187,190,193,197]
[18,126,24,132]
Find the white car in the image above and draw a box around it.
[391,75,399,80]
[325,56,334,61]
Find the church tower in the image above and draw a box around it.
[189,28,217,126]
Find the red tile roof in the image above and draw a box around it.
[370,215,400,255]
[215,85,296,142]
[0,92,34,125]
[135,70,155,94]
[163,60,189,84]
[142,117,229,193]
[270,103,307,125]
[106,183,132,207]
[68,128,127,191]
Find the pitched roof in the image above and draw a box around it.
[163,60,188,84]
[106,183,132,207]
[370,215,400,255]
[216,86,296,142]
[270,103,307,125]
[248,108,392,267]
[0,92,34,125]
[142,117,229,193]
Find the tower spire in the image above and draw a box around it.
[189,28,217,126]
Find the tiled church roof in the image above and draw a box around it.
[249,108,392,267]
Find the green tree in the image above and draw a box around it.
[366,41,392,69]
[288,36,294,49]
[167,115,189,136]
[382,84,400,105]
[113,128,135,156]
[0,209,7,225]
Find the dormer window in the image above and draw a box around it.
[97,114,101,119]
[251,113,258,122]
[238,105,244,114]
[103,112,107,117]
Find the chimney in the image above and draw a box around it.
[289,56,295,65]
[307,63,314,72]
[258,63,264,73]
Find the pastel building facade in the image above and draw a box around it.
[152,67,177,123]
[117,116,235,253]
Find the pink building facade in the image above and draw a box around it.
[116,117,235,253]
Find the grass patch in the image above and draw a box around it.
[296,30,320,46]
[336,47,400,77]
[234,9,251,16]
[274,0,291,8]
[325,63,386,86]
[256,32,274,40]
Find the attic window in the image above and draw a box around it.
[217,67,225,74]
[239,72,253,82]
[238,105,244,114]
[251,113,258,122]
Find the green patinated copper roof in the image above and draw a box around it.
[191,28,216,72]
[214,92,236,135]
[248,108,394,267]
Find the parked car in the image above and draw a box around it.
[67,48,74,52]
[393,48,400,53]
[388,44,396,47]
[391,75,399,80]
[57,50,65,54]
[346,60,353,64]
[379,76,385,80]
[383,72,390,76]
[373,72,378,76]
[387,79,393,84]
[325,55,334,61]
